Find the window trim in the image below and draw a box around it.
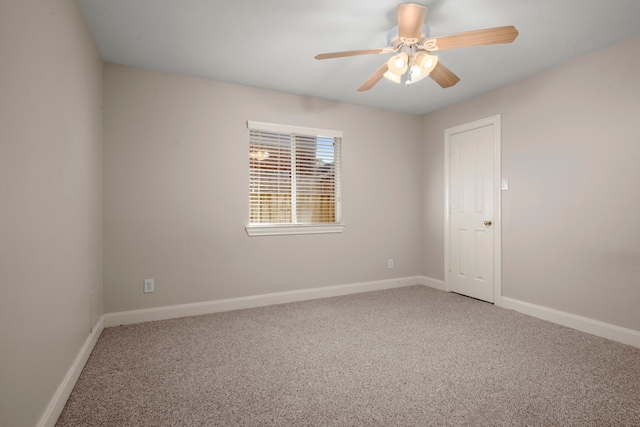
[247,121,343,139]
[246,121,344,237]
[245,223,345,237]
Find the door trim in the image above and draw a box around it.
[444,114,502,306]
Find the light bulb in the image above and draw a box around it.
[386,53,409,77]
[414,52,438,76]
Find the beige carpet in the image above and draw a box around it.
[57,286,640,426]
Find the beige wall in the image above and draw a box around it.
[103,64,423,313]
[423,36,640,331]
[0,0,103,425]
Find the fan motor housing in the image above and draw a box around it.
[387,24,430,47]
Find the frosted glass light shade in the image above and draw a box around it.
[386,52,409,76]
[383,70,402,83]
[415,52,438,75]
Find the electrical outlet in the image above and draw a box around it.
[144,279,154,293]
[388,259,394,269]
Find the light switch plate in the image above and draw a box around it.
[501,178,509,190]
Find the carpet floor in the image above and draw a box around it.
[56,286,640,426]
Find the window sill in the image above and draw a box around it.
[245,223,345,237]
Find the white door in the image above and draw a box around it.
[446,119,498,303]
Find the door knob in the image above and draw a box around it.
[484,220,492,226]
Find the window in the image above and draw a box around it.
[246,121,344,236]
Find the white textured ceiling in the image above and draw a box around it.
[77,0,640,115]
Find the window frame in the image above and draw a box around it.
[245,121,344,237]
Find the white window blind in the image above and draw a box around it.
[247,121,343,235]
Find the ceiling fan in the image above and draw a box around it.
[314,3,519,91]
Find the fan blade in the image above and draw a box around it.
[398,4,426,41]
[429,26,519,51]
[357,63,389,92]
[429,62,460,88]
[315,48,386,60]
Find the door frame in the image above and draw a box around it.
[444,114,503,306]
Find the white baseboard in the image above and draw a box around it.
[105,276,426,327]
[37,316,104,427]
[501,297,640,349]
[421,276,447,292]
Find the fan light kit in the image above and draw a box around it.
[315,3,519,91]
